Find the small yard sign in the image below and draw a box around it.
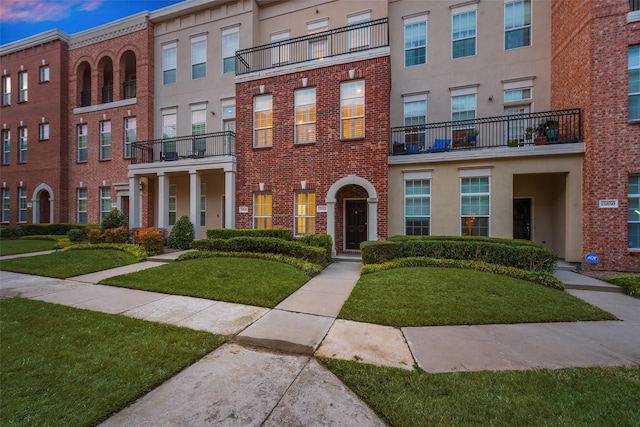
[585,253,599,264]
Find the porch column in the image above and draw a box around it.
[326,200,336,257]
[367,198,378,241]
[224,169,235,228]
[157,172,169,230]
[128,175,140,230]
[189,170,201,240]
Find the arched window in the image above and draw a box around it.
[98,57,113,103]
[77,62,91,107]
[121,51,137,99]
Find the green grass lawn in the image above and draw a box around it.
[0,249,139,278]
[0,298,225,427]
[339,267,614,327]
[100,257,310,308]
[320,358,640,427]
[0,239,57,256]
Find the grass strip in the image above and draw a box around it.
[0,239,57,256]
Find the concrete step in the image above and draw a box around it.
[553,270,622,293]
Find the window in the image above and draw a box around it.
[341,80,365,139]
[253,192,272,229]
[630,46,640,121]
[18,127,27,163]
[504,88,532,102]
[18,187,27,223]
[295,88,316,144]
[404,17,427,66]
[18,71,27,102]
[124,117,136,158]
[294,191,315,236]
[404,95,427,150]
[2,129,9,165]
[77,188,87,224]
[168,184,177,226]
[1,75,10,105]
[222,100,236,154]
[308,19,329,59]
[191,35,207,79]
[100,187,111,222]
[405,178,430,236]
[77,124,88,162]
[629,175,640,249]
[348,12,370,51]
[100,121,111,160]
[222,27,239,74]
[39,123,49,140]
[162,110,177,154]
[452,8,477,58]
[452,93,476,122]
[505,1,531,50]
[2,189,9,223]
[461,176,490,236]
[40,65,50,82]
[254,94,273,147]
[162,42,177,85]
[200,183,206,227]
[191,106,207,152]
[271,31,290,66]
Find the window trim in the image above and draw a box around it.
[294,87,316,144]
[253,191,273,230]
[39,123,50,141]
[39,65,50,83]
[1,75,11,106]
[340,79,365,140]
[404,15,427,67]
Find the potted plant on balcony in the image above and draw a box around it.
[467,128,479,144]
[507,139,519,147]
[525,127,535,141]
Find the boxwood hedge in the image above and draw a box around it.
[205,228,292,240]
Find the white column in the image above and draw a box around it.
[157,173,169,230]
[189,170,201,240]
[128,176,140,230]
[224,170,236,228]
[326,200,336,257]
[367,198,378,241]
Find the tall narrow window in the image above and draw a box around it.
[100,121,111,160]
[452,8,477,58]
[461,176,490,236]
[404,16,427,66]
[629,175,640,248]
[254,94,273,147]
[200,183,206,227]
[18,127,27,163]
[18,187,27,223]
[2,129,9,165]
[505,1,532,50]
[191,106,207,153]
[405,177,431,236]
[348,12,370,51]
[162,42,177,85]
[1,189,9,223]
[78,124,88,162]
[168,184,177,226]
[294,191,315,236]
[452,93,476,122]
[295,88,316,144]
[18,71,27,102]
[271,31,290,66]
[40,65,50,82]
[162,110,177,154]
[1,75,10,105]
[77,188,88,224]
[222,101,236,154]
[100,187,111,222]
[124,117,136,158]
[630,46,640,121]
[222,27,239,74]
[39,123,49,140]
[191,35,207,79]
[308,19,329,59]
[404,95,427,151]
[341,80,365,139]
[253,192,272,229]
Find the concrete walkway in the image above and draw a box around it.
[1,253,639,425]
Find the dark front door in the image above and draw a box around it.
[39,192,50,223]
[345,200,367,250]
[513,198,532,240]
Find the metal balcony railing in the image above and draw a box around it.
[131,131,236,164]
[123,80,136,99]
[390,109,582,156]
[235,18,389,75]
[102,85,113,103]
[80,90,91,107]
[632,0,640,12]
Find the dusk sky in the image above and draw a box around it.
[0,0,186,45]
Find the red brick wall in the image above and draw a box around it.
[235,57,390,251]
[552,0,640,271]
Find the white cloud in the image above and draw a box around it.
[0,0,104,24]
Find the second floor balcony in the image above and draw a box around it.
[131,131,235,165]
[235,18,389,75]
[390,109,582,156]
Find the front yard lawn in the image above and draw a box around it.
[100,257,310,308]
[339,267,614,327]
[0,298,225,427]
[0,239,56,256]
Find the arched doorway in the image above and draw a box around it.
[32,184,54,224]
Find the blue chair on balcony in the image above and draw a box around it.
[428,138,451,153]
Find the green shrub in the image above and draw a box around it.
[0,226,23,240]
[133,227,166,255]
[102,226,129,244]
[63,243,147,260]
[360,241,396,264]
[67,229,85,242]
[87,228,103,244]
[1,224,93,240]
[389,235,544,248]
[299,234,333,262]
[100,209,128,232]
[605,274,640,297]
[168,216,195,250]
[205,228,292,240]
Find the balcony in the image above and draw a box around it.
[235,18,389,75]
[131,131,235,164]
[632,0,640,12]
[80,90,91,107]
[123,80,136,99]
[102,85,113,104]
[390,109,582,156]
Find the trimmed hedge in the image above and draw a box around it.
[62,243,147,260]
[0,224,95,240]
[206,228,293,240]
[361,257,564,290]
[299,234,333,261]
[389,235,544,248]
[191,236,329,265]
[361,238,557,273]
[605,274,640,297]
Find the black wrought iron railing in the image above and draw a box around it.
[235,18,389,75]
[102,85,113,103]
[131,131,236,164]
[80,90,91,107]
[631,0,640,12]
[123,80,136,99]
[390,109,582,156]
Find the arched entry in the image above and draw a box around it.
[326,175,378,256]
[32,184,54,224]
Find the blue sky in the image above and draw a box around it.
[0,0,186,45]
